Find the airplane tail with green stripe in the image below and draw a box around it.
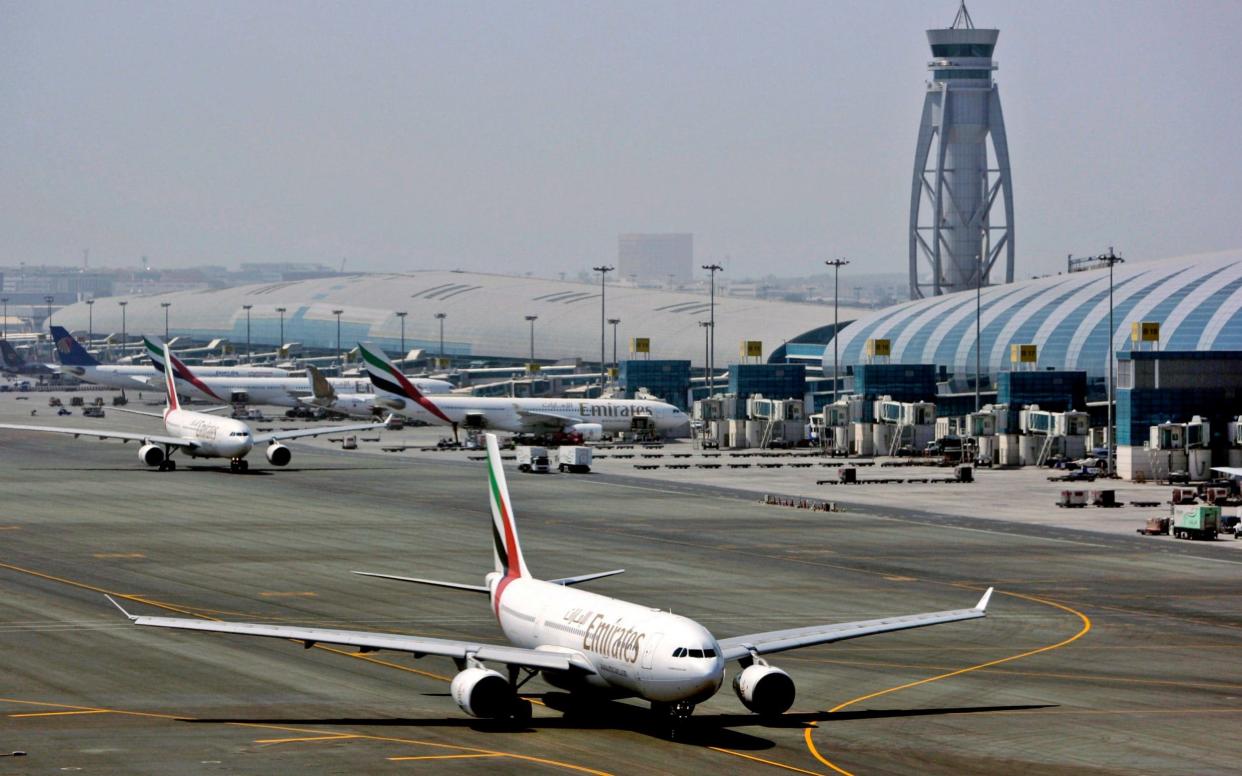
[485,433,529,579]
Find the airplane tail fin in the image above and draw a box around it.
[485,433,529,578]
[307,364,336,403]
[143,335,167,373]
[0,340,25,370]
[359,342,453,424]
[161,344,180,414]
[50,326,98,366]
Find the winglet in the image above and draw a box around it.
[104,595,137,620]
[975,587,994,612]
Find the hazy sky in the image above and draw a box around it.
[4,1,1240,281]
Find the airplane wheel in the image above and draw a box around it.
[230,460,240,472]
[167,460,176,471]
[157,462,168,472]
[240,460,249,472]
[509,698,532,725]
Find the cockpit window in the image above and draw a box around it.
[672,647,716,658]
[688,649,703,658]
[704,648,716,658]
[672,647,685,657]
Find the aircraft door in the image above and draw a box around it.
[640,632,663,670]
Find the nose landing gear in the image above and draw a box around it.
[650,700,696,739]
[229,458,249,473]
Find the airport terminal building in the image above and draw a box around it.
[829,250,1242,382]
[54,270,864,371]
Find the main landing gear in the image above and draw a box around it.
[229,458,249,473]
[157,459,177,472]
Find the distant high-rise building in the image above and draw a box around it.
[618,234,693,284]
[908,2,1014,299]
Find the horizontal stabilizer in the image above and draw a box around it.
[351,570,489,594]
[549,569,626,587]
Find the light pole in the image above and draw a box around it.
[1102,247,1125,478]
[1,297,7,340]
[118,301,128,363]
[975,253,982,413]
[161,302,171,340]
[824,259,849,403]
[395,311,407,361]
[242,304,253,363]
[332,309,344,371]
[44,295,54,327]
[275,307,287,354]
[608,318,621,374]
[699,320,712,396]
[525,315,538,365]
[85,299,93,350]
[701,263,723,396]
[592,265,613,391]
[434,312,446,369]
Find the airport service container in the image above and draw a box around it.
[517,446,550,473]
[1057,490,1088,508]
[852,423,875,456]
[557,446,592,473]
[1172,505,1219,539]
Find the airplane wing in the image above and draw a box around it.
[106,597,594,674]
[1211,467,1242,478]
[0,423,196,449]
[717,588,992,662]
[252,419,386,445]
[111,405,229,418]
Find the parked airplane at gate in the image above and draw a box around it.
[0,344,385,472]
[108,432,991,726]
[0,340,58,377]
[50,327,286,391]
[299,364,381,417]
[144,336,452,408]
[359,342,686,439]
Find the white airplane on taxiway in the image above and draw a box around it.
[0,344,385,472]
[108,432,992,725]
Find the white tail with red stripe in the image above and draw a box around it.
[486,433,529,579]
[162,344,180,416]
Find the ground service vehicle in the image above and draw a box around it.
[516,445,549,473]
[557,446,592,473]
[1172,505,1219,540]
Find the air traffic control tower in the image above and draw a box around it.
[908,2,1014,299]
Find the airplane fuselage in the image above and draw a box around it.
[163,408,253,459]
[377,394,687,434]
[173,376,451,406]
[490,575,724,703]
[62,364,287,391]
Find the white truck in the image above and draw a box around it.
[516,445,550,473]
[557,446,593,473]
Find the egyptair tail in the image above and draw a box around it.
[50,326,98,366]
[0,340,26,371]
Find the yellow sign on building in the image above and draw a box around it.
[865,338,891,357]
[630,337,650,354]
[740,340,763,358]
[1010,344,1038,363]
[1131,321,1160,343]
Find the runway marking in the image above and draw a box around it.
[0,526,21,531]
[388,753,502,761]
[1,699,611,775]
[258,591,318,598]
[9,709,111,718]
[93,552,146,559]
[707,747,827,775]
[802,589,1092,776]
[255,734,359,744]
[882,576,914,582]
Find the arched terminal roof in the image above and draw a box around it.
[828,250,1242,380]
[55,270,866,367]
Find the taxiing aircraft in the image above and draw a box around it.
[359,342,687,440]
[0,340,58,377]
[144,336,452,408]
[50,327,286,391]
[108,432,991,725]
[0,344,386,472]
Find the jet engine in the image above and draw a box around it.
[450,667,512,719]
[733,663,795,716]
[570,423,603,441]
[138,443,166,467]
[264,443,291,466]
